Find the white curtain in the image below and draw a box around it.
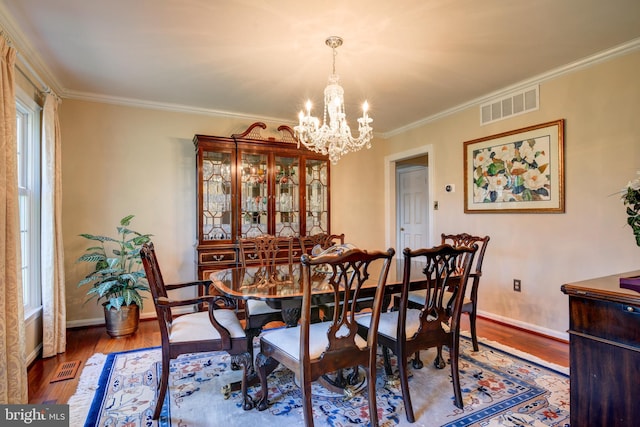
[41,93,66,357]
[0,34,28,404]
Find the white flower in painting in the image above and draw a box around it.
[487,175,513,202]
[502,189,517,202]
[523,168,548,190]
[518,140,536,163]
[473,183,488,203]
[520,138,550,167]
[493,143,515,162]
[473,149,492,169]
[487,175,508,192]
[495,187,516,202]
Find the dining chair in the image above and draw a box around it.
[299,233,346,319]
[441,233,489,350]
[358,244,476,423]
[238,235,295,346]
[140,242,254,420]
[406,233,490,351]
[298,232,345,256]
[255,247,396,427]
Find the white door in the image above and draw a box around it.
[397,166,429,251]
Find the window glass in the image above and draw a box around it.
[16,87,42,318]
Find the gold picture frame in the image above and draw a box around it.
[464,119,565,213]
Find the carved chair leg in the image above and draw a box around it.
[382,346,393,376]
[433,345,446,369]
[398,351,415,423]
[365,366,379,427]
[153,356,170,420]
[469,311,479,351]
[241,327,262,368]
[412,351,424,369]
[231,352,255,410]
[255,352,272,411]
[449,342,464,409]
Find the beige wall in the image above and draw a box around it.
[61,49,640,339]
[373,50,640,337]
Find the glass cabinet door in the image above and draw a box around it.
[305,158,329,235]
[202,150,232,241]
[240,153,268,238]
[275,155,300,237]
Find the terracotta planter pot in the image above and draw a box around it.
[103,303,140,338]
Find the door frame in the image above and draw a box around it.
[384,145,435,251]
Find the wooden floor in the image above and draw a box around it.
[27,315,569,404]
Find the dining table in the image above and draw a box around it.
[209,258,430,396]
[209,259,419,327]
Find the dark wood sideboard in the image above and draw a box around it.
[561,271,640,427]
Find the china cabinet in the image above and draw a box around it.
[194,122,331,280]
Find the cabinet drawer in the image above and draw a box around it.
[199,250,237,265]
[569,297,640,349]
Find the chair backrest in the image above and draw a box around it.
[141,242,240,348]
[299,233,345,255]
[238,235,294,268]
[397,244,477,341]
[299,247,395,368]
[440,233,490,276]
[140,242,172,343]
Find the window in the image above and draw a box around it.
[16,87,42,318]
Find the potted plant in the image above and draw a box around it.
[77,215,152,338]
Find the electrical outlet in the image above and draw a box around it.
[513,279,521,292]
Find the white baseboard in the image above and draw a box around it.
[66,306,195,329]
[26,343,42,366]
[478,310,569,342]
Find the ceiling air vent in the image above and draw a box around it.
[480,85,539,125]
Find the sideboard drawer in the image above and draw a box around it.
[569,297,640,349]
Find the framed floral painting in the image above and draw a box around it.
[464,119,565,213]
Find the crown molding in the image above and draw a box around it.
[2,1,638,137]
[63,88,298,125]
[0,3,65,94]
[382,37,640,139]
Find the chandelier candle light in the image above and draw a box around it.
[294,36,373,164]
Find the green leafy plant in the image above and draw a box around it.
[622,171,640,247]
[77,215,152,310]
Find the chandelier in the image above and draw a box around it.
[294,36,373,164]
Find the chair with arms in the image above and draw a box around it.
[255,247,396,427]
[406,233,490,351]
[358,244,476,422]
[140,242,253,420]
[238,235,294,345]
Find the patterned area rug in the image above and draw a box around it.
[69,336,570,426]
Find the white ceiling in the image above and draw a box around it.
[1,0,640,135]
